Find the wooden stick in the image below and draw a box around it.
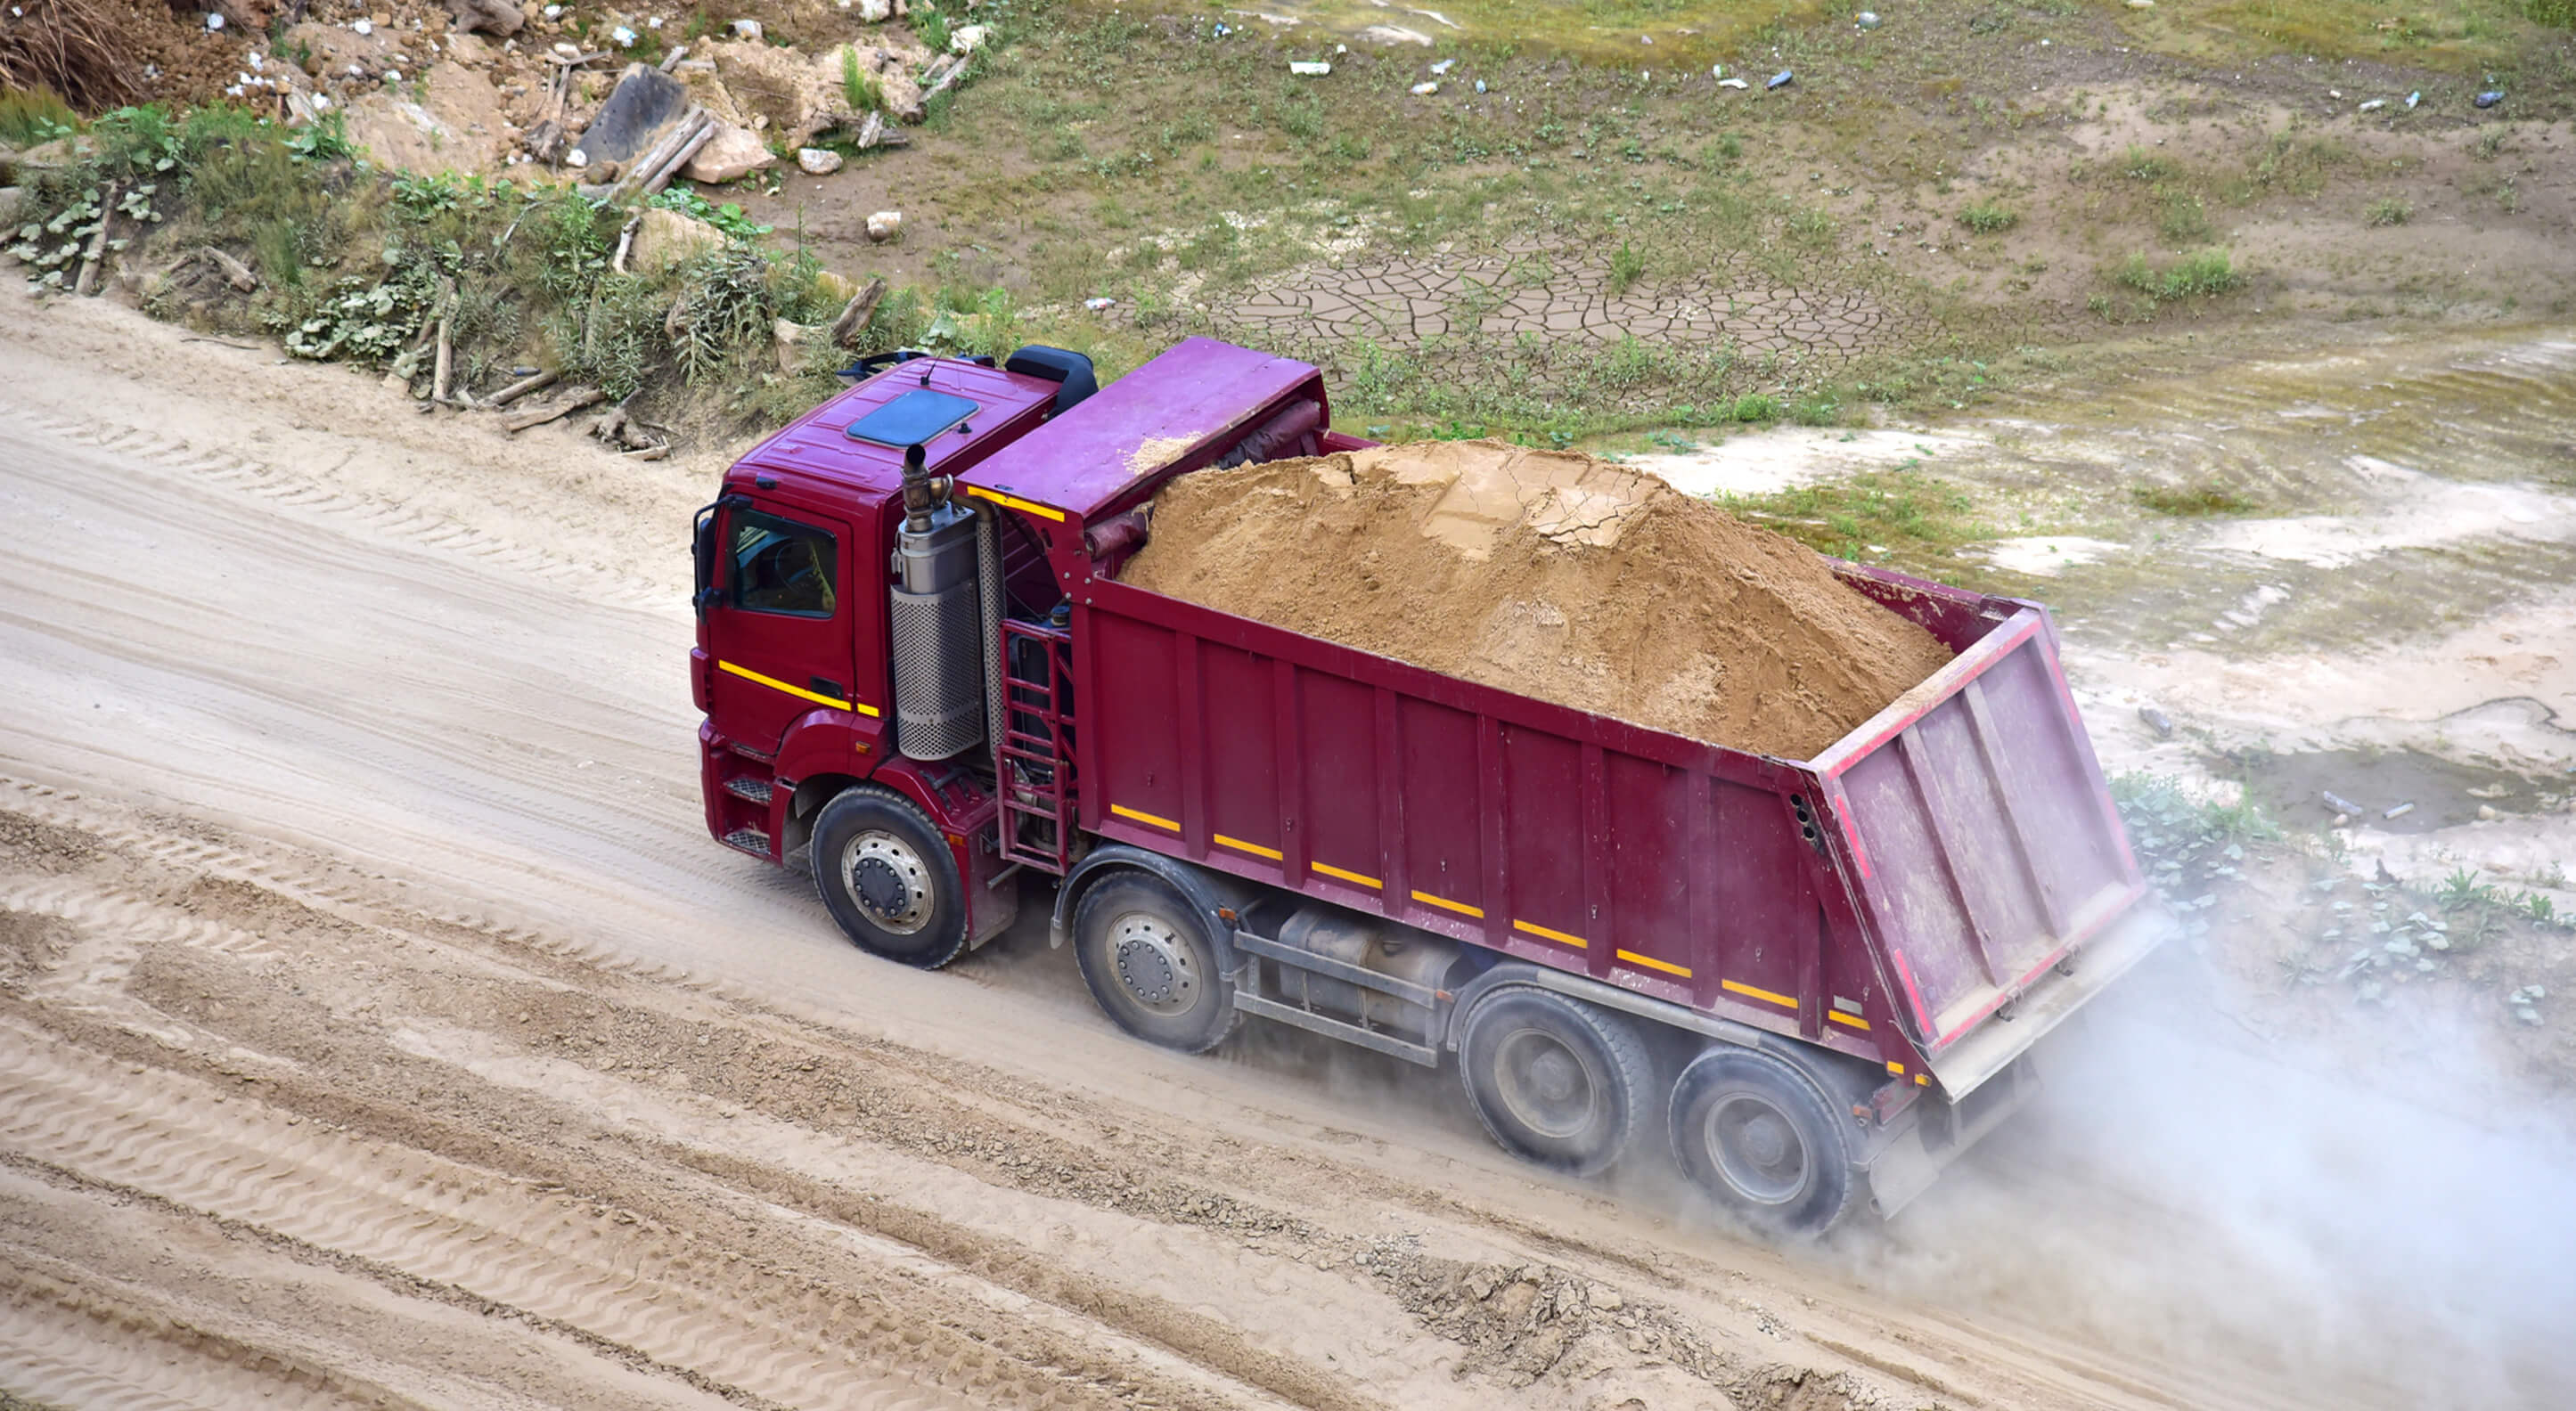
[614,109,714,201]
[431,315,454,403]
[920,54,969,106]
[198,246,258,291]
[621,444,670,461]
[829,276,887,348]
[74,183,120,298]
[504,387,605,433]
[486,368,560,407]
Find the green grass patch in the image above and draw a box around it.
[2132,481,2259,515]
[1718,464,1983,564]
[0,84,78,146]
[1957,200,2017,233]
[2365,196,2412,226]
[2117,249,2244,300]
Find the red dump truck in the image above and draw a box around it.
[692,337,2167,1234]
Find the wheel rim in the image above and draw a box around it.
[839,828,933,935]
[1491,1026,1601,1140]
[1108,911,1198,1014]
[1705,1092,1811,1205]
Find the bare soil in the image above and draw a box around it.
[1118,441,1956,759]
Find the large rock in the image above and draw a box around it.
[707,37,934,145]
[340,62,510,175]
[672,60,755,129]
[630,206,725,274]
[682,122,773,183]
[796,147,843,175]
[442,0,522,36]
[572,64,690,168]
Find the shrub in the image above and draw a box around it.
[1730,392,1779,422]
[1958,200,2017,233]
[2365,197,2411,227]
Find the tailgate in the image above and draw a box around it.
[1810,608,2152,1096]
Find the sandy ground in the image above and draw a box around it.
[2,285,2572,1410]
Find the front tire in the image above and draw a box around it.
[1456,989,1649,1177]
[1071,874,1239,1053]
[811,787,967,968]
[1668,1047,1857,1236]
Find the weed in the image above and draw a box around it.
[0,84,77,146]
[2158,191,2213,245]
[2532,0,2576,25]
[1957,200,2017,233]
[650,185,772,240]
[839,46,885,115]
[1730,391,1779,422]
[2122,145,2171,181]
[2117,249,2242,300]
[1724,467,1983,563]
[2474,126,2505,159]
[1786,206,1836,243]
[2132,482,2257,515]
[913,2,953,55]
[1607,239,1646,295]
[2365,196,2412,226]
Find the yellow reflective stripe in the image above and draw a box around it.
[1828,1011,1872,1032]
[1108,803,1179,831]
[1721,978,1798,1009]
[1310,860,1382,889]
[1411,889,1484,919]
[963,485,1067,522]
[1915,1073,1931,1086]
[1885,1059,1905,1076]
[1213,833,1283,860]
[717,659,879,715]
[1617,948,1693,978]
[1512,918,1590,950]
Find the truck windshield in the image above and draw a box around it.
[730,510,837,617]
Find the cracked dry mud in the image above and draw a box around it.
[1,282,2567,1411]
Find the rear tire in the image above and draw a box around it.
[811,787,967,969]
[1668,1047,1857,1236]
[1071,874,1239,1053]
[1456,989,1649,1177]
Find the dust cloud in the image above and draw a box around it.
[1871,942,2576,1407]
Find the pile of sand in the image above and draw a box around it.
[1116,440,1956,760]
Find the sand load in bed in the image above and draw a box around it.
[1116,439,1958,761]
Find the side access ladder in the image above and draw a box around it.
[996,619,1078,871]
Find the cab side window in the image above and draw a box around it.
[730,510,838,617]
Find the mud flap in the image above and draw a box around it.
[1861,1054,2044,1220]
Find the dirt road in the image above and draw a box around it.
[2,288,2567,1411]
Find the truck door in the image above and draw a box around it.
[705,500,863,751]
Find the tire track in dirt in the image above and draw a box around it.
[0,407,675,611]
[0,1023,1001,1411]
[0,1261,393,1411]
[0,1006,1340,1411]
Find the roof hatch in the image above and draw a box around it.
[846,388,980,448]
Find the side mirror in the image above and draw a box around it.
[691,493,748,617]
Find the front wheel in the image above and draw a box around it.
[1668,1047,1857,1236]
[811,787,967,968]
[1456,989,1649,1177]
[1071,874,1239,1053]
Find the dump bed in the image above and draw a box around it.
[1071,552,2157,1092]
